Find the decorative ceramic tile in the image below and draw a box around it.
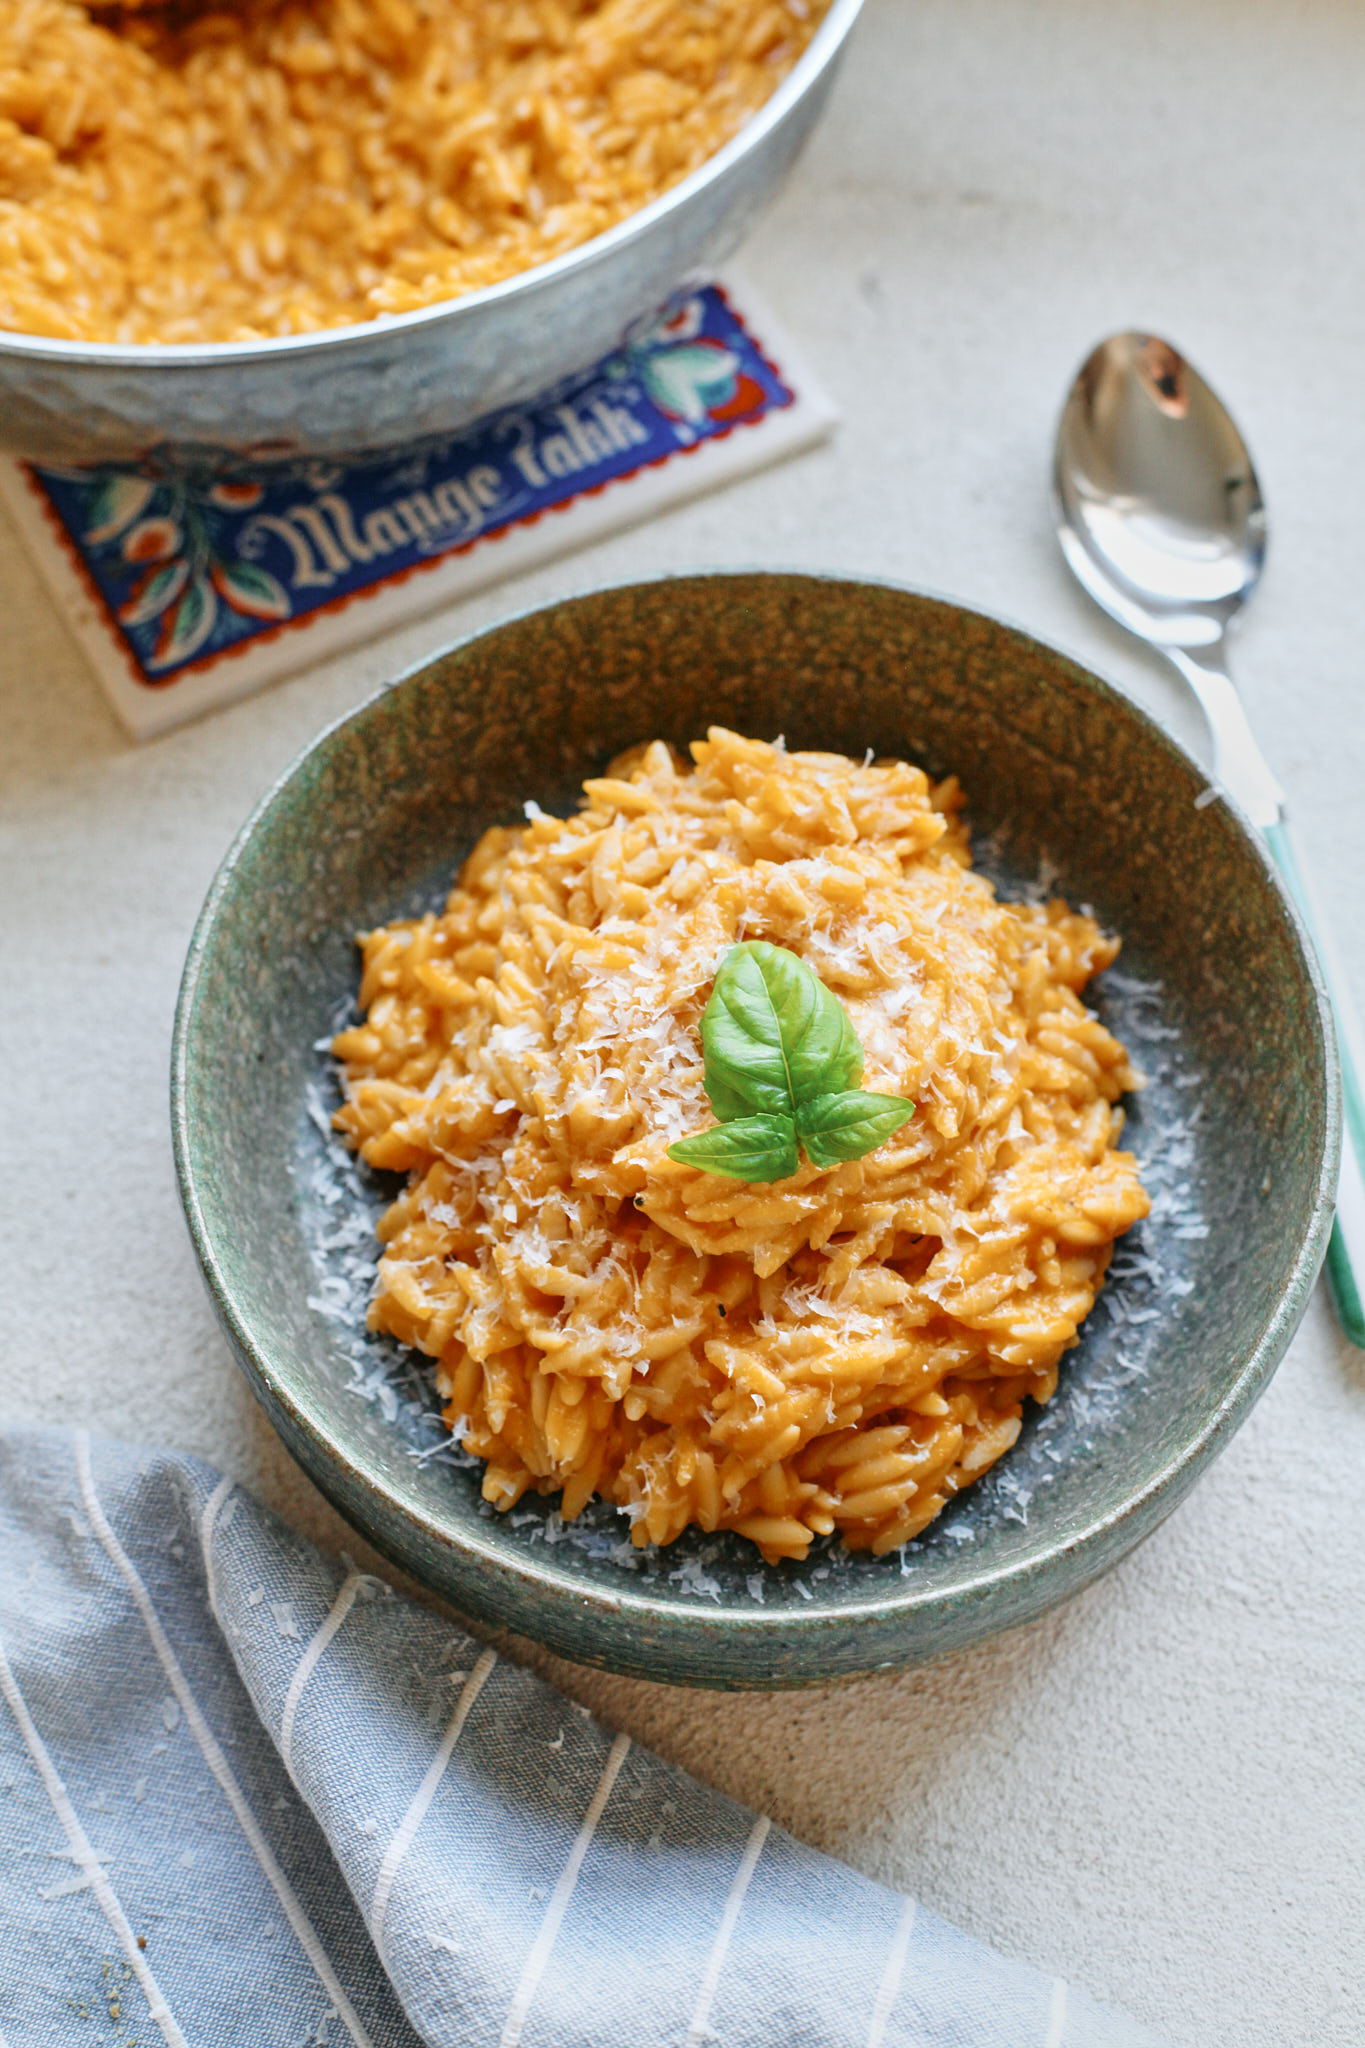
[1,279,836,739]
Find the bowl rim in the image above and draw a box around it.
[171,568,1341,1664]
[0,0,864,373]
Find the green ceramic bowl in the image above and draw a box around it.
[172,572,1338,1689]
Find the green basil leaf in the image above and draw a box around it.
[669,944,915,1183]
[796,1090,915,1168]
[667,1114,800,1183]
[700,941,863,1122]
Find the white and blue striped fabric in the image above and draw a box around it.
[0,1429,1164,2047]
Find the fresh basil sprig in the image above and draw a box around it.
[667,942,914,1182]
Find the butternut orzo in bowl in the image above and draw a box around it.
[172,574,1333,1686]
[332,730,1150,1566]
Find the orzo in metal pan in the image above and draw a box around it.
[0,0,828,344]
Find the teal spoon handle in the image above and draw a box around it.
[1264,817,1365,1347]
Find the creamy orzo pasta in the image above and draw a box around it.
[332,730,1150,1563]
[0,0,828,344]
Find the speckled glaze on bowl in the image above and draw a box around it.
[172,572,1338,1689]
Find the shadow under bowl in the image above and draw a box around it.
[172,571,1338,1688]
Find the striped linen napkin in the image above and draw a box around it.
[0,1428,1164,2047]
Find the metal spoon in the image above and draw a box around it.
[1054,331,1365,1347]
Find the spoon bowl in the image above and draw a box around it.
[1053,332,1267,650]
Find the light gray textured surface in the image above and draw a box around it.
[2,2,1362,2042]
